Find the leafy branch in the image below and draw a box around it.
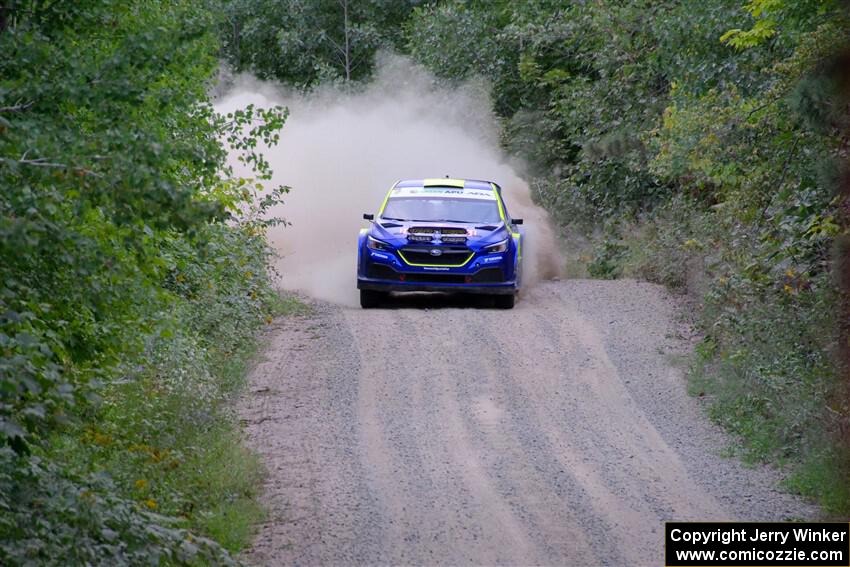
[0,100,34,113]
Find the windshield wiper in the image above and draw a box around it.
[381,216,409,221]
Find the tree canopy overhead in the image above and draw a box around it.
[222,0,427,87]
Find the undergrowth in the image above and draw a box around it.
[1,2,292,563]
[578,193,848,514]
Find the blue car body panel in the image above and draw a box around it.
[357,178,523,295]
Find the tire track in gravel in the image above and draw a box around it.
[350,307,544,565]
[241,280,817,566]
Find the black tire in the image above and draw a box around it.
[360,289,386,309]
[493,293,516,309]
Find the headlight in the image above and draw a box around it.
[483,239,508,254]
[367,236,392,251]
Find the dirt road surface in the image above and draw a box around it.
[239,280,814,566]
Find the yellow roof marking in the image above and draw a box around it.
[424,178,464,188]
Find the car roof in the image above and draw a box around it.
[388,178,501,202]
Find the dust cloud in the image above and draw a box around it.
[215,54,563,306]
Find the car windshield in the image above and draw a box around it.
[382,197,501,224]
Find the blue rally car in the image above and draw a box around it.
[357,178,523,309]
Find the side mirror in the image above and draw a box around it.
[513,218,523,225]
[363,213,374,221]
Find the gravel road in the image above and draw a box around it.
[239,280,815,566]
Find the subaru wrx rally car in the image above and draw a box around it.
[357,178,523,309]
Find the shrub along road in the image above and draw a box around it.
[239,281,815,566]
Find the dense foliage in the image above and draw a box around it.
[221,0,428,88]
[1,1,286,563]
[405,0,850,510]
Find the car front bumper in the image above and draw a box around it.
[357,248,519,295]
[357,279,517,295]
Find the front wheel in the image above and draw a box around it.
[360,289,387,309]
[493,293,516,309]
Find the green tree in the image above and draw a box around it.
[1,1,286,562]
[222,0,426,87]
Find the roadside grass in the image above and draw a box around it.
[562,252,592,279]
[686,321,848,515]
[43,334,265,555]
[188,425,265,552]
[554,226,595,280]
[271,292,314,317]
[784,450,850,517]
[40,291,310,557]
[571,194,850,516]
[664,352,692,370]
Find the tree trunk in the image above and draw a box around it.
[343,0,351,86]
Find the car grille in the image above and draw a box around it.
[408,227,467,235]
[399,247,472,266]
[407,227,468,245]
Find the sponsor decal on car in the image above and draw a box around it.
[390,186,496,200]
